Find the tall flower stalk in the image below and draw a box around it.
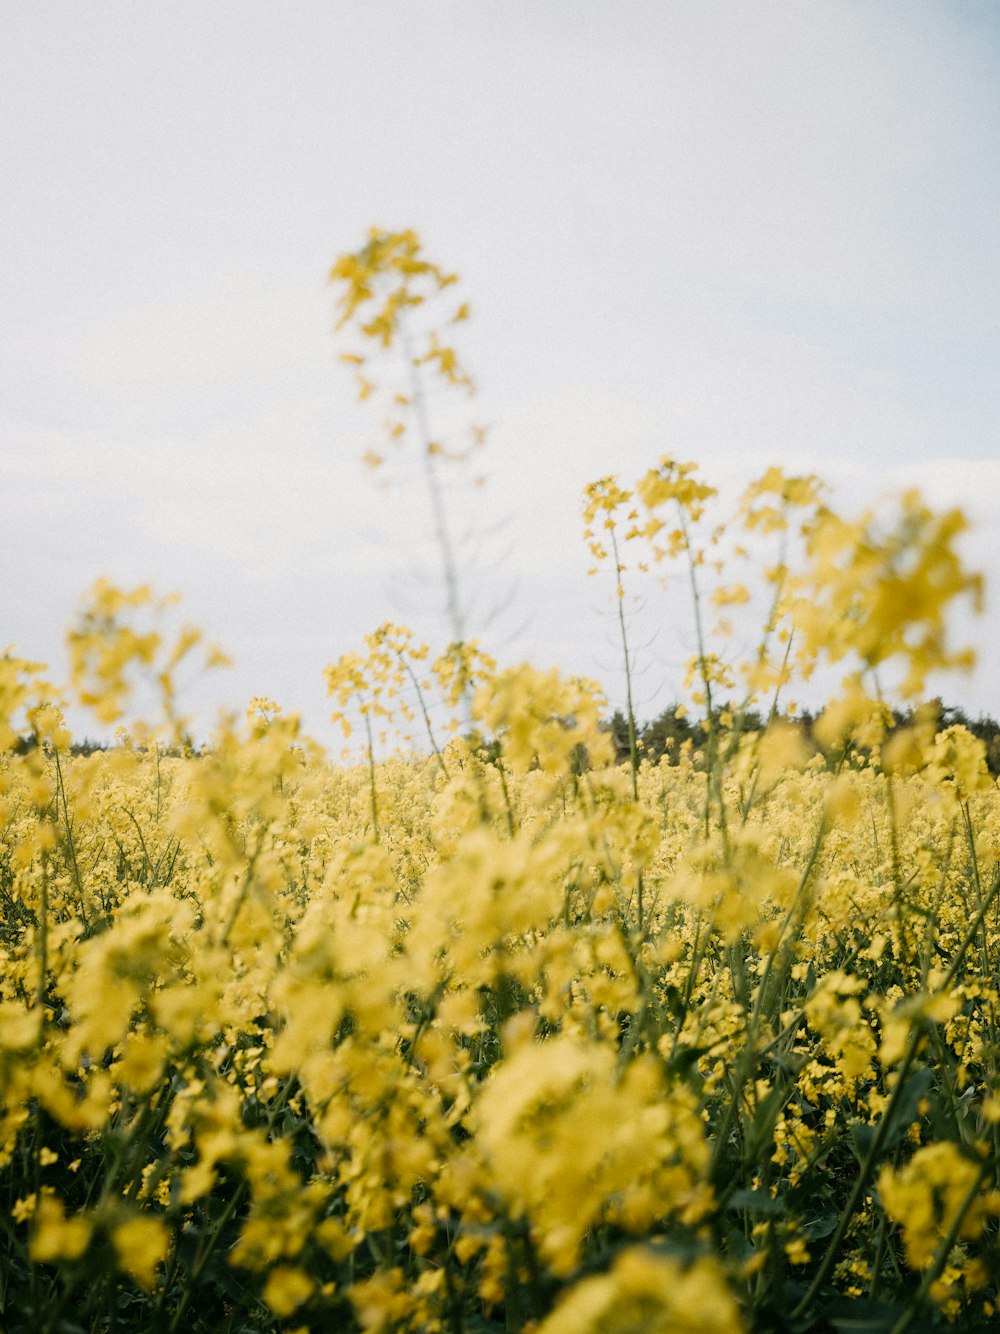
[330,228,482,668]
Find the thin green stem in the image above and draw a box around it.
[401,325,466,651]
[364,711,381,843]
[608,528,639,804]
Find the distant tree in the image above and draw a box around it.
[604,699,1000,775]
[70,736,110,756]
[638,707,703,766]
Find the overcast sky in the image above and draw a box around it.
[3,1,999,745]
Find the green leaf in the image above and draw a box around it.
[825,1296,931,1332]
[800,1210,838,1240]
[665,1042,712,1076]
[849,1066,935,1162]
[727,1187,784,1216]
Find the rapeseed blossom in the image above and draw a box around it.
[2,238,999,1330]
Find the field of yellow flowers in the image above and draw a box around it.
[4,232,1000,1332]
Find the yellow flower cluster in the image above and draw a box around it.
[2,569,998,1332]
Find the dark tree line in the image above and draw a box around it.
[603,699,1000,776]
[9,703,1000,776]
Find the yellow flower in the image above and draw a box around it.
[473,1037,711,1274]
[115,1031,170,1094]
[263,1265,315,1317]
[879,1143,985,1273]
[796,492,981,699]
[536,1247,743,1334]
[112,1213,170,1290]
[30,1194,91,1264]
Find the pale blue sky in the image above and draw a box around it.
[3,2,999,742]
